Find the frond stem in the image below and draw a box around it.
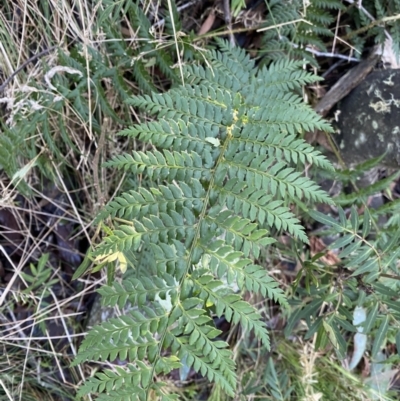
[144,107,237,400]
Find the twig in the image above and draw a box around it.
[314,53,380,117]
[304,48,359,62]
[257,18,312,32]
[194,25,261,41]
[152,0,202,29]
[322,59,346,78]
[289,40,360,61]
[0,46,57,93]
[223,0,235,47]
[343,0,397,41]
[93,126,106,212]
[196,26,359,62]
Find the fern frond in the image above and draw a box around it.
[164,0,182,34]
[0,126,23,179]
[200,240,287,307]
[127,88,229,126]
[184,64,244,92]
[77,357,181,401]
[100,179,206,220]
[224,151,331,203]
[123,2,179,92]
[232,131,332,170]
[335,171,400,206]
[170,339,236,396]
[77,362,151,400]
[97,209,198,253]
[240,264,288,307]
[257,59,322,90]
[98,273,178,309]
[73,304,168,365]
[119,119,218,153]
[105,150,213,182]
[165,302,237,395]
[132,61,158,94]
[208,41,255,86]
[214,179,308,242]
[192,272,271,345]
[205,210,275,258]
[244,100,332,134]
[317,0,345,8]
[76,42,333,399]
[259,0,344,66]
[212,38,256,73]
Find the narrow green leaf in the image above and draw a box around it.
[362,210,371,238]
[73,251,93,280]
[315,322,329,350]
[350,207,359,230]
[373,283,399,298]
[329,234,355,250]
[348,247,373,267]
[363,303,379,334]
[372,315,390,359]
[309,210,343,232]
[339,241,362,258]
[384,300,400,315]
[396,332,400,357]
[350,258,378,277]
[330,320,347,360]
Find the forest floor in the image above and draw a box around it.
[1,1,400,400]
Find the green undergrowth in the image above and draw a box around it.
[2,1,400,401]
[0,0,184,195]
[75,38,400,400]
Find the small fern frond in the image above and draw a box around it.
[259,0,344,66]
[77,362,151,400]
[98,273,178,309]
[214,179,308,242]
[206,210,275,258]
[171,339,236,396]
[257,59,322,90]
[124,2,179,92]
[208,40,255,86]
[192,272,270,345]
[212,38,256,73]
[0,126,24,181]
[73,304,168,365]
[104,150,213,182]
[224,151,332,203]
[232,130,332,170]
[100,179,206,220]
[119,119,218,153]
[132,62,158,94]
[166,301,237,395]
[199,240,287,307]
[239,264,288,307]
[336,171,400,206]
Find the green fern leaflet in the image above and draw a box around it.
[74,42,334,400]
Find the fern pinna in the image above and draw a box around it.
[74,42,333,400]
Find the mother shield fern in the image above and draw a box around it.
[74,43,334,400]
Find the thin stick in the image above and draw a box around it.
[0,46,57,93]
[223,0,235,47]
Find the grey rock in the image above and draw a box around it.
[334,69,400,168]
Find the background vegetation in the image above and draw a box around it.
[1,0,400,400]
